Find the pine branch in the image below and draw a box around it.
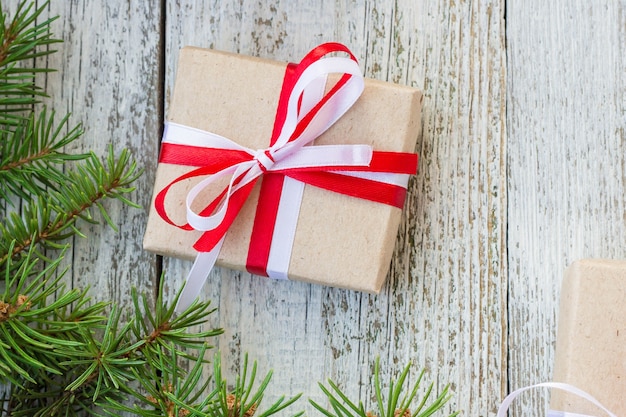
[0,108,87,201]
[208,353,303,417]
[0,1,60,127]
[310,358,458,417]
[0,243,109,389]
[106,344,215,417]
[0,146,142,269]
[105,351,303,417]
[5,281,223,416]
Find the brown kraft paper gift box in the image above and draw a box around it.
[143,46,422,293]
[551,259,626,415]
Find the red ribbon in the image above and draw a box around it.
[155,43,418,278]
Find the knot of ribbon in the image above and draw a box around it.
[155,43,418,312]
[254,149,276,172]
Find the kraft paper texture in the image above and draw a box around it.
[551,259,626,415]
[143,46,422,292]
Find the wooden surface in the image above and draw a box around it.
[12,0,625,416]
[507,1,626,414]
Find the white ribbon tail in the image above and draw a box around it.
[497,382,617,417]
[266,176,304,280]
[175,237,225,313]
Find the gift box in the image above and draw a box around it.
[551,259,626,415]
[143,44,422,301]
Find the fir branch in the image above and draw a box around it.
[0,243,110,390]
[6,282,223,416]
[0,1,60,127]
[107,351,303,417]
[208,354,303,417]
[0,146,142,268]
[310,358,458,417]
[131,282,223,358]
[106,344,215,417]
[0,108,87,201]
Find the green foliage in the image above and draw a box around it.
[0,2,456,416]
[2,278,222,416]
[0,1,299,416]
[0,1,60,127]
[206,354,303,417]
[310,358,458,417]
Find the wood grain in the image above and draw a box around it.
[46,4,161,413]
[35,0,161,311]
[0,1,161,414]
[12,0,625,416]
[506,0,626,414]
[162,1,507,416]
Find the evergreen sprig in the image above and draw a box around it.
[0,109,86,201]
[2,280,223,416]
[0,244,92,387]
[310,358,458,417]
[0,1,456,416]
[104,349,304,417]
[0,1,59,127]
[208,354,303,417]
[107,343,216,417]
[0,145,142,270]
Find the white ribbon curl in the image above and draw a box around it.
[497,382,618,417]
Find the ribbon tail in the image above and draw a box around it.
[266,176,305,279]
[175,237,225,313]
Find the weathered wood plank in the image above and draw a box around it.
[0,1,162,413]
[163,2,507,416]
[6,0,623,415]
[506,0,626,414]
[39,0,161,308]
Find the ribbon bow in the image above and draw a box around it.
[155,43,418,312]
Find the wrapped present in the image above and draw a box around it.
[550,259,626,416]
[143,43,422,311]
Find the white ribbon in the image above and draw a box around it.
[497,382,618,417]
[267,70,327,281]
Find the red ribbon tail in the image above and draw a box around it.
[246,174,285,276]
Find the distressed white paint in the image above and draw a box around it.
[37,1,161,309]
[163,2,506,417]
[0,2,161,415]
[506,1,626,415]
[2,0,622,416]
